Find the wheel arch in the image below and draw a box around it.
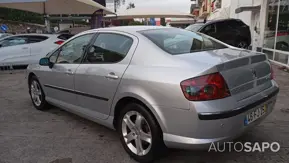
[28,72,36,86]
[112,93,167,133]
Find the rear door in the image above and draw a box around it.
[74,32,137,119]
[27,35,51,63]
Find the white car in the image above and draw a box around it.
[0,34,73,66]
[0,33,12,39]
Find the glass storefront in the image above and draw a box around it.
[263,0,289,65]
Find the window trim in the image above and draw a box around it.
[81,32,134,64]
[52,33,96,65]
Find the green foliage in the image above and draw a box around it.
[127,2,135,9]
[115,0,126,9]
[128,21,144,26]
[0,7,44,24]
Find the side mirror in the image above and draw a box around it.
[39,57,53,68]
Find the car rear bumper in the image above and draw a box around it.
[162,88,279,149]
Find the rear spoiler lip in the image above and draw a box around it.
[198,88,279,120]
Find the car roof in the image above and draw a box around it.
[83,26,171,35]
[204,18,242,25]
[7,33,59,37]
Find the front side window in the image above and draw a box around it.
[0,36,28,48]
[55,34,94,64]
[84,33,133,63]
[140,28,226,55]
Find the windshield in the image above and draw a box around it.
[185,24,204,32]
[139,28,227,55]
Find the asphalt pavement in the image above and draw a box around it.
[0,66,289,163]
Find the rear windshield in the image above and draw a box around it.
[139,28,227,55]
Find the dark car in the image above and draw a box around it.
[186,19,251,48]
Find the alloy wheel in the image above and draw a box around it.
[122,111,152,156]
[30,80,42,106]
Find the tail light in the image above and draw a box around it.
[180,73,231,101]
[54,40,64,45]
[270,64,274,79]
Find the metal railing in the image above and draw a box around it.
[0,64,28,73]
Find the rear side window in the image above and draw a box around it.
[140,28,226,55]
[27,36,49,43]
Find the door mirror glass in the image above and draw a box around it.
[39,57,50,66]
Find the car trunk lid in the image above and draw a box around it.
[175,48,272,101]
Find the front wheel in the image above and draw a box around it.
[117,103,166,163]
[29,76,50,111]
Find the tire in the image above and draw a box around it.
[29,75,50,111]
[117,102,166,163]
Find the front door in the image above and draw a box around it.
[74,32,137,119]
[0,36,30,65]
[39,33,95,106]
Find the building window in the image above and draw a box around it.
[275,0,289,52]
[263,0,289,65]
[263,0,279,50]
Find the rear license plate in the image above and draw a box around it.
[244,105,267,125]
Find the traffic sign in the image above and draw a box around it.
[0,24,8,32]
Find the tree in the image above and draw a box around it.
[114,0,126,12]
[126,2,135,9]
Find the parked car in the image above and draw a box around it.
[0,33,12,39]
[57,26,90,35]
[0,33,73,66]
[186,19,251,48]
[27,26,278,163]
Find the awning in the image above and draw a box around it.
[0,0,115,15]
[106,8,195,19]
[235,5,261,14]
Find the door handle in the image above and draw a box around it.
[65,69,74,75]
[105,72,119,80]
[22,47,29,50]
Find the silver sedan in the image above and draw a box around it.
[27,26,279,163]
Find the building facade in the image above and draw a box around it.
[200,0,289,67]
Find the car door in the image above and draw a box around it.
[39,33,95,106]
[0,36,30,64]
[74,32,137,119]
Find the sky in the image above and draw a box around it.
[106,0,192,13]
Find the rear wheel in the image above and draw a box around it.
[29,76,50,111]
[117,103,166,163]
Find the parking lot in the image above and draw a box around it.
[0,66,289,163]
